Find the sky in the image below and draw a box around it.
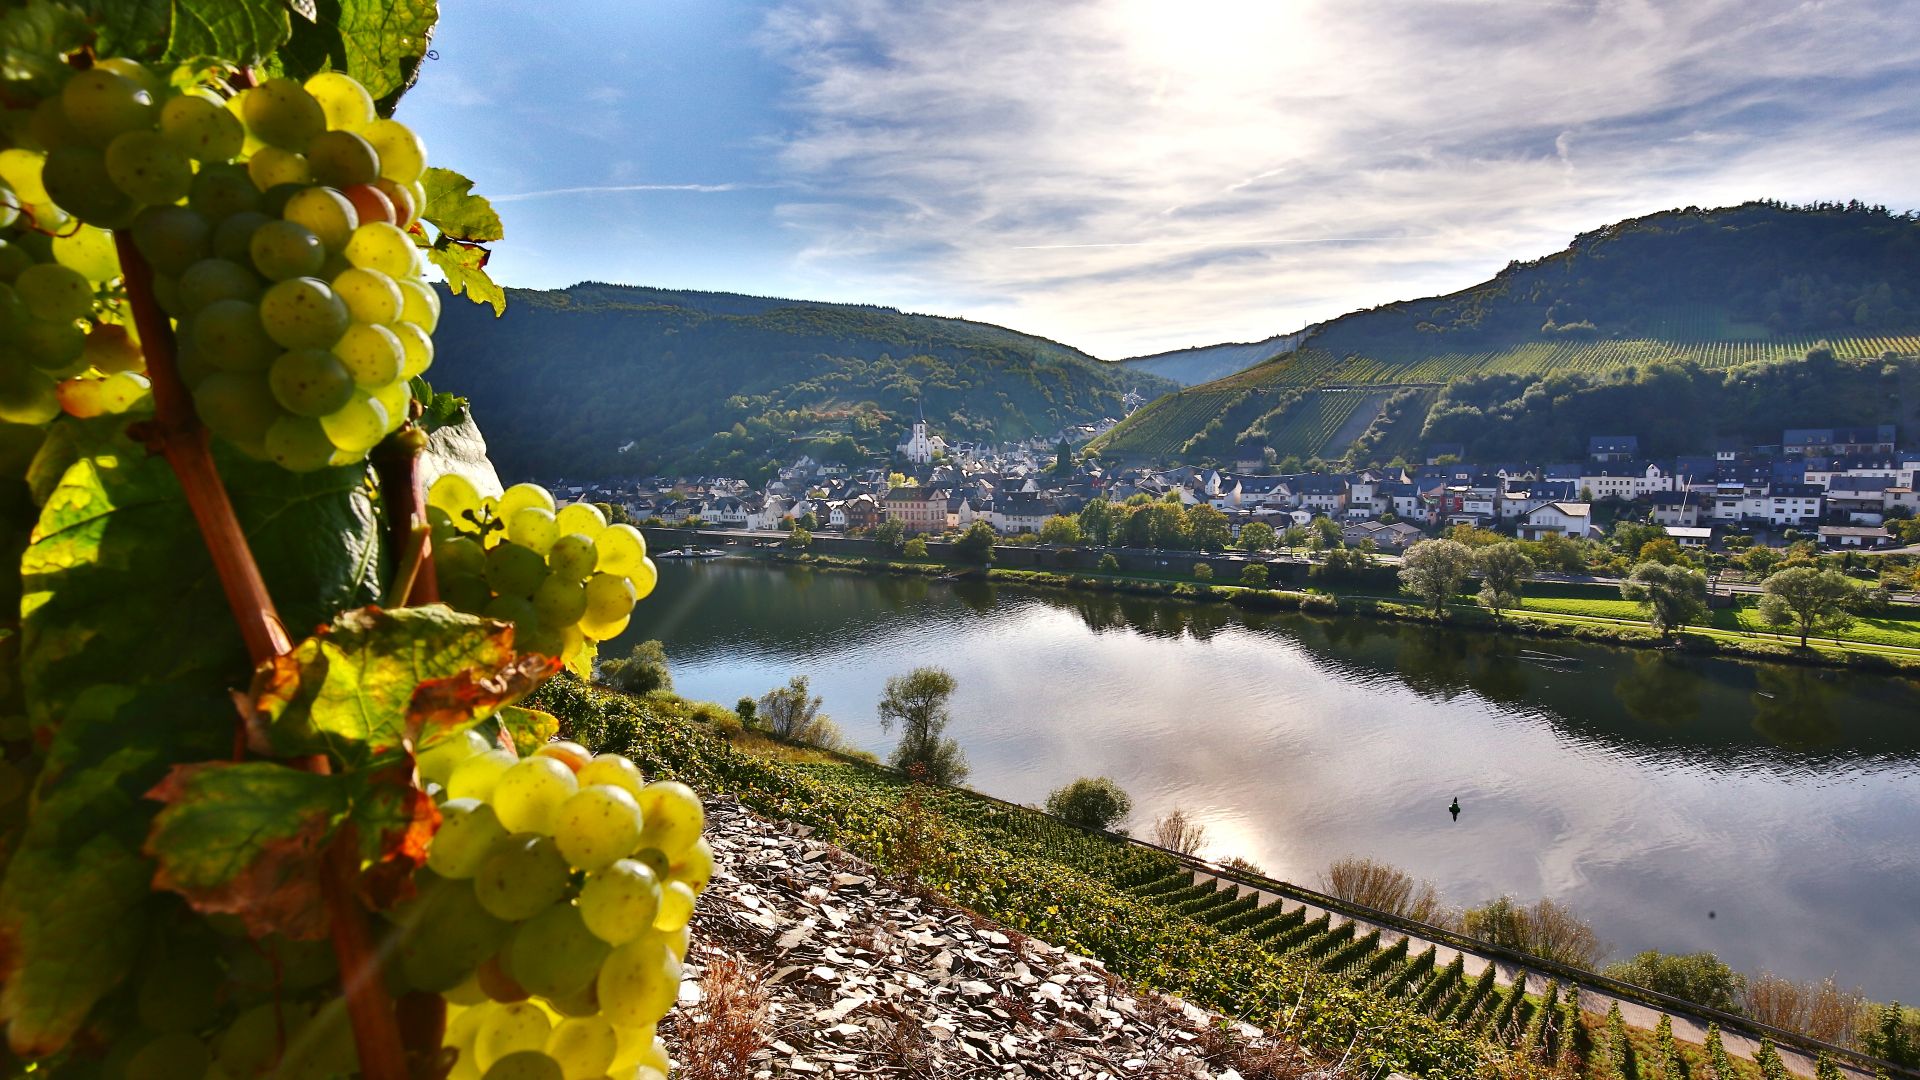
[398,0,1920,360]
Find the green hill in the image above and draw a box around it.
[428,283,1175,480]
[1116,329,1312,386]
[1091,202,1920,464]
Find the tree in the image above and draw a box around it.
[1309,516,1344,551]
[903,536,928,558]
[1637,537,1685,565]
[1078,498,1115,546]
[878,667,968,785]
[1039,515,1082,546]
[1611,520,1663,556]
[1151,808,1207,855]
[736,696,757,724]
[1192,563,1213,581]
[1758,566,1860,647]
[1241,563,1270,588]
[1185,504,1232,551]
[1621,562,1708,639]
[795,511,818,531]
[1741,544,1781,578]
[600,640,673,695]
[1238,521,1277,552]
[756,675,843,748]
[1053,437,1073,475]
[784,524,813,550]
[872,518,906,553]
[1400,539,1475,613]
[1601,951,1745,1013]
[1098,552,1120,572]
[1461,896,1600,968]
[1045,777,1132,830]
[1125,501,1189,548]
[1476,542,1534,618]
[952,520,995,564]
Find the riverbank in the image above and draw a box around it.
[740,548,1920,675]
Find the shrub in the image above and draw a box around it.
[953,520,995,564]
[1151,808,1207,855]
[1098,552,1120,572]
[1193,563,1213,581]
[879,667,968,785]
[903,536,928,558]
[1321,857,1451,925]
[1461,896,1601,969]
[1602,951,1745,1013]
[1241,563,1270,588]
[756,675,846,749]
[1045,776,1133,830]
[1744,973,1864,1044]
[599,639,673,695]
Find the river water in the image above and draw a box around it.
[610,560,1920,999]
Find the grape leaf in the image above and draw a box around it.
[353,757,438,909]
[428,242,505,316]
[0,0,92,93]
[163,0,291,65]
[266,0,435,103]
[492,704,557,758]
[144,761,346,940]
[420,167,503,243]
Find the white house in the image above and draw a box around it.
[990,495,1051,535]
[1519,501,1593,540]
[1579,463,1675,501]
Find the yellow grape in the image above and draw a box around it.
[594,524,647,576]
[497,483,556,519]
[553,502,606,539]
[305,72,376,131]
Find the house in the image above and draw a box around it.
[1783,425,1896,457]
[1295,475,1349,515]
[1826,476,1893,524]
[1818,525,1893,549]
[1588,435,1639,463]
[1343,520,1424,552]
[1519,501,1593,540]
[842,493,883,531]
[884,485,947,534]
[1579,462,1674,501]
[1647,493,1703,528]
[1662,526,1714,549]
[991,494,1053,535]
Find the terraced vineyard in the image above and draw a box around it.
[1263,389,1396,460]
[1094,388,1244,457]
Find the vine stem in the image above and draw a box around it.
[115,234,413,1080]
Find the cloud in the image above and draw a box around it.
[491,183,756,203]
[754,0,1920,358]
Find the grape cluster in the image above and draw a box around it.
[0,58,439,468]
[427,476,659,666]
[409,732,708,1080]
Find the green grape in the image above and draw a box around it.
[192,299,278,372]
[104,130,193,205]
[269,347,354,416]
[189,162,262,220]
[217,1002,306,1077]
[534,741,592,772]
[427,797,510,879]
[210,210,271,262]
[394,318,435,377]
[653,880,695,933]
[473,1001,552,1073]
[576,755,645,800]
[148,273,183,317]
[553,502,607,539]
[419,728,490,787]
[395,877,512,991]
[594,524,648,576]
[546,534,599,582]
[60,68,155,146]
[635,781,703,859]
[333,265,402,323]
[440,571,491,615]
[504,903,610,999]
[474,833,571,921]
[438,536,488,578]
[532,574,588,629]
[669,837,714,893]
[305,71,376,131]
[126,1031,211,1080]
[398,276,440,330]
[93,57,163,97]
[577,612,629,643]
[0,240,34,282]
[81,322,144,374]
[582,572,637,625]
[249,219,326,280]
[482,1050,563,1080]
[448,975,490,1006]
[247,146,312,190]
[178,257,263,313]
[193,371,280,450]
[319,389,388,452]
[448,748,517,802]
[41,144,135,225]
[363,118,427,182]
[332,321,404,386]
[576,859,661,946]
[507,506,559,554]
[281,1003,359,1079]
[0,282,25,334]
[343,220,416,277]
[244,77,328,150]
[497,482,557,519]
[630,556,658,601]
[491,756,578,835]
[58,370,151,417]
[50,224,120,280]
[258,276,349,348]
[485,542,548,599]
[130,205,212,275]
[0,151,47,209]
[553,785,643,872]
[595,936,681,1029]
[264,413,336,471]
[430,472,486,525]
[14,263,92,323]
[514,619,565,660]
[306,130,380,188]
[544,1016,617,1080]
[477,953,530,1003]
[283,186,359,251]
[375,377,409,432]
[607,1023,659,1074]
[19,318,85,372]
[160,90,245,162]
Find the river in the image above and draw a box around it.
[609,559,1920,1000]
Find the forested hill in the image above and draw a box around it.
[430,283,1174,481]
[1091,202,1920,465]
[1117,330,1314,386]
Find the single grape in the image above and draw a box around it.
[375,377,409,432]
[130,205,212,275]
[545,534,599,582]
[160,90,245,162]
[447,747,517,802]
[283,185,359,251]
[577,612,629,643]
[398,277,442,331]
[507,506,559,554]
[342,220,416,277]
[549,504,604,542]
[430,472,486,524]
[593,524,647,577]
[497,482,557,518]
[635,781,703,859]
[333,266,403,323]
[583,572,637,625]
[80,323,144,374]
[210,209,271,262]
[258,180,308,218]
[178,258,263,313]
[50,224,121,280]
[576,859,661,946]
[532,574,588,628]
[534,741,592,772]
[485,597,538,636]
[394,319,435,377]
[264,413,337,471]
[104,130,194,205]
[419,728,491,787]
[306,130,380,188]
[40,144,134,225]
[544,1016,617,1080]
[93,57,163,97]
[192,299,278,372]
[482,1050,564,1080]
[595,937,682,1029]
[437,537,489,582]
[491,756,579,835]
[56,371,151,417]
[247,146,312,190]
[341,182,396,226]
[394,876,512,991]
[0,149,48,205]
[305,71,376,130]
[669,838,715,893]
[576,755,645,800]
[193,371,280,450]
[553,784,643,872]
[473,833,571,921]
[258,276,350,348]
[14,263,92,323]
[244,77,328,150]
[630,556,659,601]
[60,68,154,146]
[504,902,610,999]
[653,880,695,933]
[363,118,428,182]
[485,542,548,599]
[19,319,86,373]
[188,162,261,220]
[331,321,404,387]
[607,1023,661,1074]
[477,953,531,1004]
[249,218,326,280]
[319,389,388,452]
[375,176,419,227]
[474,1002,552,1073]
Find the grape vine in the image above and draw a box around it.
[0,3,695,1078]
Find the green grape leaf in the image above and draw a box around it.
[267,0,435,104]
[0,1,93,93]
[427,242,505,316]
[252,604,552,766]
[492,704,557,758]
[144,760,347,940]
[420,167,503,243]
[163,0,292,65]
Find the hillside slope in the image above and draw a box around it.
[429,283,1174,480]
[1091,202,1920,464]
[1116,329,1313,386]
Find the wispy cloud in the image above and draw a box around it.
[754,0,1920,358]
[491,183,757,204]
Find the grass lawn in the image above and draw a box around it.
[1519,596,1646,620]
[1722,608,1920,649]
